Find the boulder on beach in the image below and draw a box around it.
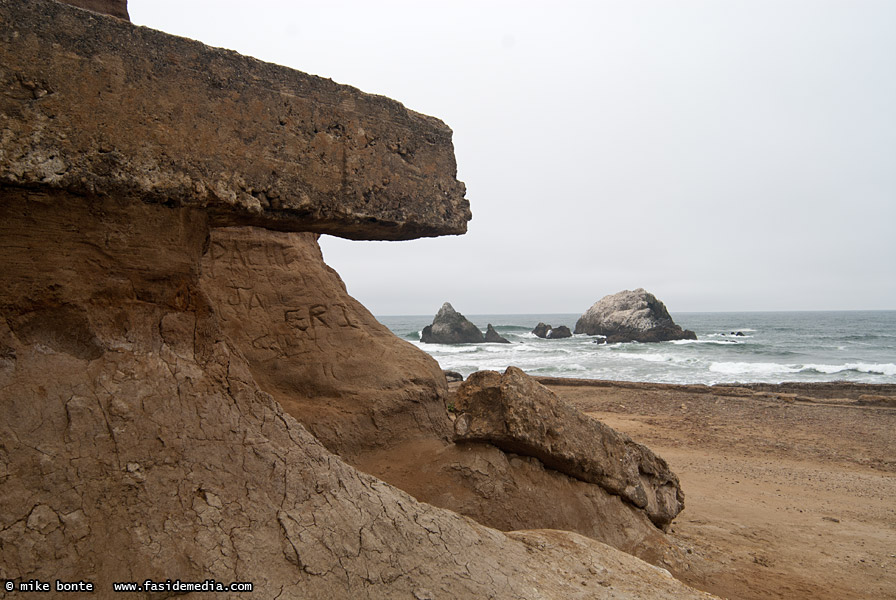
[575,288,697,343]
[485,323,511,343]
[421,302,485,344]
[532,323,573,339]
[453,367,685,529]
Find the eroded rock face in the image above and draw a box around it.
[199,227,451,458]
[0,0,469,240]
[453,367,685,529]
[575,288,697,343]
[0,193,712,599]
[420,302,484,344]
[0,3,715,597]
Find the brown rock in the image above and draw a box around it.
[58,0,129,20]
[453,367,685,528]
[0,3,714,597]
[0,190,713,600]
[0,0,469,240]
[198,226,452,458]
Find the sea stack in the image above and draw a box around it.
[485,323,511,343]
[533,323,573,339]
[421,303,485,343]
[575,288,697,343]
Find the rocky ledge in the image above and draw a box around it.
[575,288,697,343]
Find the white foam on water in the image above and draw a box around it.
[805,363,896,376]
[709,362,802,376]
[613,352,678,363]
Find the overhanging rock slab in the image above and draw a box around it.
[0,0,470,240]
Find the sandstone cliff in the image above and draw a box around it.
[0,2,712,598]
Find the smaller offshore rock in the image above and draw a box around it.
[532,323,551,338]
[575,289,696,343]
[485,324,511,344]
[548,325,572,339]
[421,303,484,344]
[453,367,684,529]
[532,323,572,339]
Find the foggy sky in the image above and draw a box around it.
[129,1,896,314]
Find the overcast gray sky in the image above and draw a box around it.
[130,1,896,315]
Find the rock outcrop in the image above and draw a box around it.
[533,322,573,339]
[453,367,685,529]
[575,289,697,343]
[0,3,715,598]
[420,302,484,344]
[485,323,511,343]
[0,195,709,598]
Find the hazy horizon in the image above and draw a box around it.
[129,1,896,315]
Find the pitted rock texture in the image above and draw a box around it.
[0,190,715,600]
[199,227,451,459]
[575,288,697,342]
[453,367,685,529]
[59,0,129,20]
[0,0,469,240]
[420,302,484,344]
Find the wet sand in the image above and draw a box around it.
[539,378,896,600]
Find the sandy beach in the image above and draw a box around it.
[535,378,896,600]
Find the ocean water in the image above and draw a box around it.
[377,311,896,385]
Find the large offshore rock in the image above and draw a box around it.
[420,302,484,344]
[453,367,685,529]
[0,0,469,240]
[575,288,697,342]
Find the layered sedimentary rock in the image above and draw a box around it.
[575,289,697,343]
[0,0,469,240]
[453,367,685,529]
[420,302,484,344]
